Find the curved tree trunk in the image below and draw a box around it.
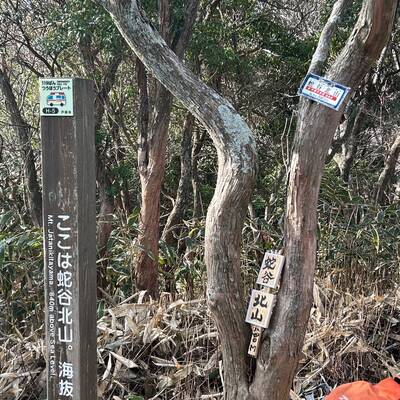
[0,67,42,227]
[97,0,257,395]
[98,0,396,399]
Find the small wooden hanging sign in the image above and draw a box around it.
[245,290,276,329]
[246,252,285,358]
[256,253,285,289]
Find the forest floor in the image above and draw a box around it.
[1,278,400,400]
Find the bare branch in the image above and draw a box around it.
[308,0,352,75]
[173,0,200,58]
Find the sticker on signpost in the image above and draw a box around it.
[298,73,350,111]
[256,253,285,289]
[245,290,276,329]
[40,78,73,116]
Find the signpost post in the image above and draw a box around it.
[40,78,97,399]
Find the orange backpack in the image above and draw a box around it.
[325,378,400,400]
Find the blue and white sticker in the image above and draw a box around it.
[40,78,73,117]
[298,73,350,111]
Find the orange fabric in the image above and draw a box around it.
[325,378,400,400]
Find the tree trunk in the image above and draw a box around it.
[98,0,396,399]
[331,79,375,182]
[162,112,195,244]
[134,0,199,298]
[250,2,397,399]
[78,39,123,291]
[96,157,115,290]
[98,0,256,395]
[0,67,42,227]
[109,112,132,215]
[161,112,195,294]
[375,133,400,204]
[327,101,359,164]
[338,105,365,183]
[192,127,206,218]
[135,66,171,297]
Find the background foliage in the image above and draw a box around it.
[0,0,399,399]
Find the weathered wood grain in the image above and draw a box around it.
[41,78,96,400]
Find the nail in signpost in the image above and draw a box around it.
[40,78,96,399]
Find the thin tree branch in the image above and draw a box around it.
[308,0,352,75]
[375,133,400,204]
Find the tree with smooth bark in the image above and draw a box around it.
[97,0,397,398]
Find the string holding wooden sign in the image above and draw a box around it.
[246,251,285,358]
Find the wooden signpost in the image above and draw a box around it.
[40,78,97,399]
